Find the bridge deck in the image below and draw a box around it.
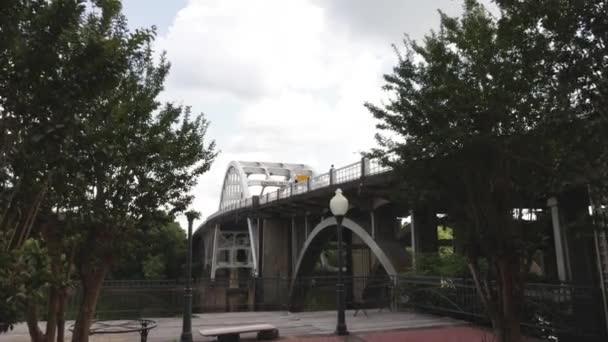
[3,310,465,341]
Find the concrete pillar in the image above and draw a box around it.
[247,218,259,277]
[453,225,466,255]
[411,207,438,255]
[547,197,569,282]
[374,205,399,241]
[211,224,220,280]
[558,188,603,338]
[292,216,307,263]
[370,211,376,240]
[261,218,290,307]
[291,217,298,272]
[361,157,370,177]
[261,218,290,277]
[559,188,594,284]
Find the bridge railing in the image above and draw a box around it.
[310,173,330,190]
[209,157,392,220]
[334,161,361,184]
[369,158,391,175]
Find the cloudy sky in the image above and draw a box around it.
[121,0,492,228]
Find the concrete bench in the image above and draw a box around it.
[199,324,279,342]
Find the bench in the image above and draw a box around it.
[199,324,279,342]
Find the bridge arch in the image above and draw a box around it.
[218,161,251,211]
[218,161,314,211]
[290,216,405,308]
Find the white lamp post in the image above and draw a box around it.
[330,188,349,335]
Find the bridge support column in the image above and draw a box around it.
[373,206,399,241]
[410,208,438,271]
[261,218,290,308]
[412,207,438,254]
[558,188,594,284]
[291,217,307,273]
[247,218,259,277]
[211,225,220,280]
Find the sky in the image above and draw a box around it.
[121,0,494,229]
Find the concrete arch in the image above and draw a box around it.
[290,217,407,308]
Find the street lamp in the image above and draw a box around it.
[180,210,200,342]
[329,188,349,336]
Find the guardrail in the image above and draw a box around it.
[205,157,391,222]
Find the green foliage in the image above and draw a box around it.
[437,226,453,240]
[0,236,54,332]
[110,219,187,280]
[414,253,470,277]
[367,0,607,281]
[1,0,217,338]
[142,255,166,279]
[367,0,607,339]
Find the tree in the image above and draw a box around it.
[366,1,607,341]
[0,1,217,341]
[1,0,97,337]
[110,219,187,280]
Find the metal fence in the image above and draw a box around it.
[64,275,605,340]
[394,276,606,341]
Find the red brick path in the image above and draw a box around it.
[284,326,496,342]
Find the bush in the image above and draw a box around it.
[415,253,469,277]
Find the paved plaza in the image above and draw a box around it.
[3,309,476,341]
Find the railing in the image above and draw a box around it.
[210,157,392,220]
[369,158,391,175]
[394,276,606,341]
[334,161,361,184]
[62,275,605,341]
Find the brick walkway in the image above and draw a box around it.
[283,326,495,342]
[4,310,491,341]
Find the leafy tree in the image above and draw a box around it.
[1,0,93,337]
[142,255,166,279]
[367,1,607,341]
[110,218,187,280]
[1,1,217,341]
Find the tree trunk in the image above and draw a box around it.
[25,302,44,342]
[71,265,108,342]
[43,288,59,342]
[494,256,523,342]
[469,256,524,342]
[56,288,68,342]
[25,287,63,342]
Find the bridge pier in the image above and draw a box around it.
[412,207,438,255]
[259,218,291,308]
[261,218,291,279]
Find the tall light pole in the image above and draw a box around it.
[180,210,200,342]
[330,188,349,336]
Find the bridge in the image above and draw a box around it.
[192,157,608,312]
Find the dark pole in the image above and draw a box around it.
[180,214,196,342]
[335,215,348,335]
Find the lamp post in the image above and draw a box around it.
[180,210,200,342]
[330,188,349,336]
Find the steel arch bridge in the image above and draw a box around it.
[218,161,315,211]
[196,157,404,282]
[192,157,606,317]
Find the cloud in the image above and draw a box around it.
[155,0,491,227]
